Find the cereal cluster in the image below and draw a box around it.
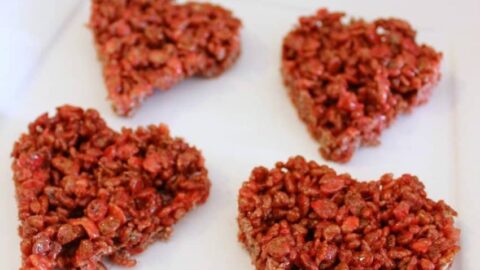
[238,156,459,270]
[90,0,242,115]
[282,9,442,162]
[12,105,210,269]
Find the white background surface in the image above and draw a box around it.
[0,0,479,269]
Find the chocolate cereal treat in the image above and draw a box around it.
[238,156,460,270]
[282,9,442,162]
[90,0,242,116]
[12,105,210,269]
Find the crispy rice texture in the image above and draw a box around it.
[12,105,210,269]
[238,156,460,270]
[90,0,242,116]
[282,9,442,162]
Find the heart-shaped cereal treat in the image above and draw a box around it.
[282,9,442,162]
[12,105,210,269]
[90,0,242,116]
[238,156,460,270]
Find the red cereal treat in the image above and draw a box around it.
[12,105,210,269]
[90,0,242,116]
[238,156,460,270]
[282,9,442,162]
